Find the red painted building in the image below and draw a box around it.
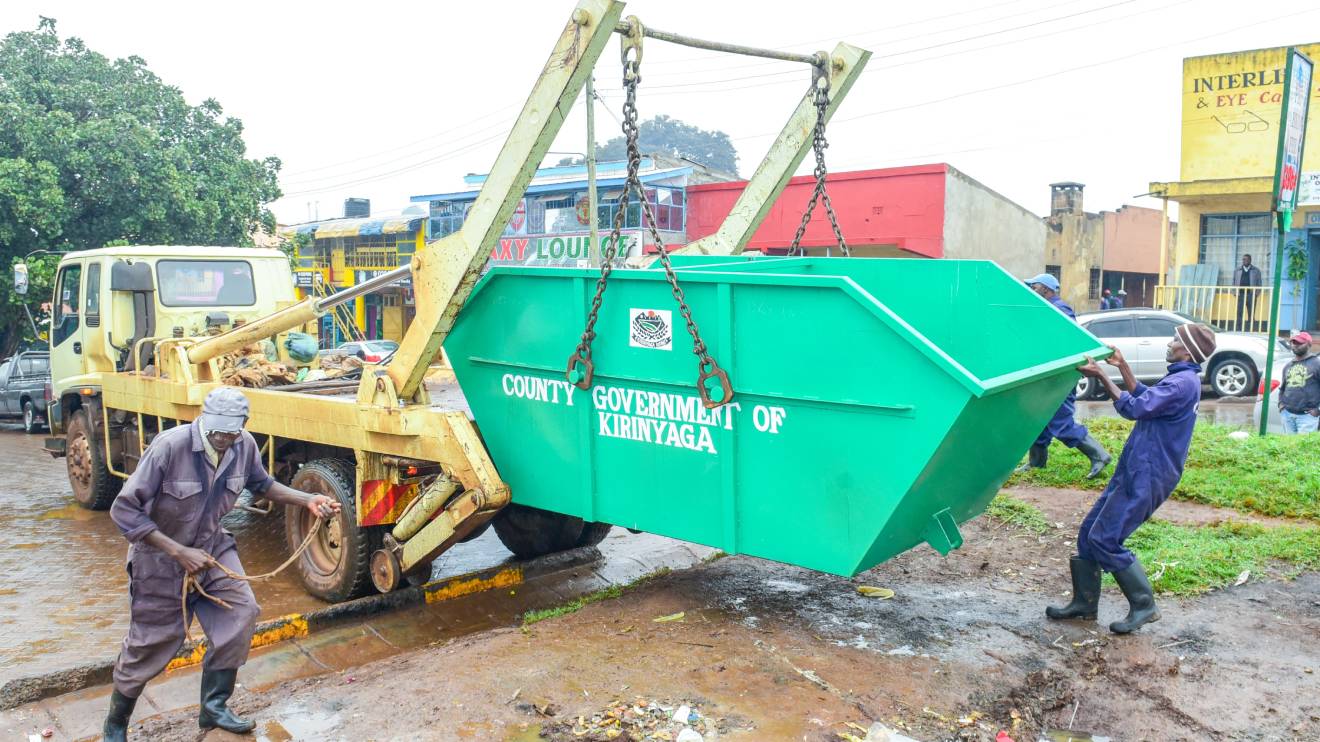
[684,163,1045,277]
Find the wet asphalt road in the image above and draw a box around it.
[0,425,521,686]
[1076,395,1255,427]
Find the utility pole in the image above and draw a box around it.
[1259,48,1312,436]
[586,74,601,268]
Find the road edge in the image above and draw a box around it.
[0,546,601,710]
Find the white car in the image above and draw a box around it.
[1252,360,1285,434]
[1073,308,1282,399]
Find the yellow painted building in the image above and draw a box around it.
[280,214,426,346]
[1151,43,1320,333]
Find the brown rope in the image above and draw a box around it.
[181,514,324,643]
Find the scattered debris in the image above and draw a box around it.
[836,721,924,741]
[1234,570,1251,587]
[653,612,685,623]
[218,342,298,387]
[857,585,896,599]
[538,697,722,742]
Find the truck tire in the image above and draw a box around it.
[22,400,42,434]
[286,458,375,602]
[492,504,612,559]
[66,409,121,510]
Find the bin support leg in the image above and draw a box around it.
[923,509,963,556]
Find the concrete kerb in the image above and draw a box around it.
[0,545,603,710]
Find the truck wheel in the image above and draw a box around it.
[66,409,121,510]
[493,504,603,559]
[286,458,375,602]
[22,401,43,434]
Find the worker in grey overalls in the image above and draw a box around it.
[104,387,339,740]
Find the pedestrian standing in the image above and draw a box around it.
[1100,288,1113,310]
[1278,331,1320,435]
[1113,289,1126,309]
[1017,273,1112,478]
[1234,255,1262,332]
[103,387,341,741]
[1053,323,1216,633]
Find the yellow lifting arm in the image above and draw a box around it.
[386,0,627,401]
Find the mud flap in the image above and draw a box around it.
[923,508,963,556]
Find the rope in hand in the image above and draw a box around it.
[180,514,324,643]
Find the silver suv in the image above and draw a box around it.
[1074,308,1276,398]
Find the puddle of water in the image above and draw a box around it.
[36,503,98,521]
[258,719,295,742]
[1040,731,1112,742]
[505,724,544,742]
[259,701,342,740]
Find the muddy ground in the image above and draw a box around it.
[127,489,1319,742]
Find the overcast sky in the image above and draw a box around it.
[3,0,1317,226]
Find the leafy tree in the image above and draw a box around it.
[559,115,738,175]
[0,18,282,357]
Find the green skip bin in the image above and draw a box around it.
[445,256,1109,576]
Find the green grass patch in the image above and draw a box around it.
[1126,519,1320,596]
[520,567,671,627]
[986,494,1320,596]
[1008,417,1320,521]
[986,494,1052,534]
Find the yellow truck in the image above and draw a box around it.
[26,0,870,602]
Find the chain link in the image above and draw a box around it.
[788,71,849,257]
[566,40,733,409]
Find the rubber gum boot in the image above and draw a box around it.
[1045,556,1101,621]
[198,669,256,734]
[1015,443,1049,474]
[1110,561,1161,634]
[103,689,137,742]
[1075,434,1112,479]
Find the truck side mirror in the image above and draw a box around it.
[13,263,28,295]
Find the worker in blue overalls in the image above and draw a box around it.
[1050,322,1215,633]
[1017,274,1111,479]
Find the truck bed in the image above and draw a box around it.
[255,372,475,420]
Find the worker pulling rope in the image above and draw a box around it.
[180,514,324,643]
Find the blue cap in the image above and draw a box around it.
[1025,273,1060,292]
[201,387,249,433]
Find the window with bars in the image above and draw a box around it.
[1198,213,1272,285]
[595,186,685,232]
[1088,268,1101,300]
[429,201,470,239]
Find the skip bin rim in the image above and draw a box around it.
[469,264,1110,398]
[666,256,1115,393]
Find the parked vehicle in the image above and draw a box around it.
[1073,308,1283,399]
[1252,361,1285,434]
[334,340,399,363]
[0,350,51,433]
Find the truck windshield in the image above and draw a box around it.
[157,260,256,307]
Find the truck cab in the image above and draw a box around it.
[41,246,302,505]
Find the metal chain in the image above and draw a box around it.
[788,70,849,257]
[567,29,733,408]
[565,53,641,392]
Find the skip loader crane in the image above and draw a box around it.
[30,0,1105,603]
